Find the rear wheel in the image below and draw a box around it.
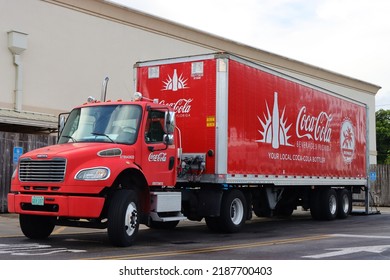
[337,189,352,219]
[219,190,247,233]
[107,189,139,247]
[310,189,322,220]
[19,214,56,239]
[320,188,338,220]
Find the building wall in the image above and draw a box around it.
[0,0,210,115]
[0,0,380,164]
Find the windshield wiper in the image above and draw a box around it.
[91,132,115,143]
[61,135,77,142]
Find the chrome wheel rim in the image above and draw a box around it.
[124,202,138,236]
[230,198,244,225]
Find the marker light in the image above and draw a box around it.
[87,96,97,103]
[134,92,143,101]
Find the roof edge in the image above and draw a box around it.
[43,0,381,95]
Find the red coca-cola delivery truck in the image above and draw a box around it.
[8,53,369,246]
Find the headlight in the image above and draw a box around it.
[75,167,110,181]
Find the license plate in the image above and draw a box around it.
[31,196,44,206]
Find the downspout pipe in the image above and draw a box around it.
[13,54,23,111]
[7,31,28,112]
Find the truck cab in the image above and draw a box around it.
[8,94,182,246]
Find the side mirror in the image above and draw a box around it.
[58,112,69,138]
[164,111,175,134]
[163,134,174,146]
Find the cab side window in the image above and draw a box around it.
[145,110,165,143]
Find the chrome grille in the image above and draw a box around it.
[19,158,66,182]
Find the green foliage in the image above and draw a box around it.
[376,109,390,164]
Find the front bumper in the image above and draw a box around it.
[8,193,105,218]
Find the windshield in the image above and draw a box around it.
[58,104,142,144]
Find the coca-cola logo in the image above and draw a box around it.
[340,119,355,163]
[148,152,167,162]
[296,106,332,143]
[162,69,188,91]
[159,99,193,114]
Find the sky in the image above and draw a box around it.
[109,0,390,111]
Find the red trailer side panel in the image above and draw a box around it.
[136,58,217,174]
[227,59,366,178]
[136,54,367,181]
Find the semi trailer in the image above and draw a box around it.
[8,53,369,246]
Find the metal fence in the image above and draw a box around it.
[0,131,56,212]
[369,164,390,207]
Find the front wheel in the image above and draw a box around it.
[219,190,247,233]
[19,214,56,239]
[107,189,139,247]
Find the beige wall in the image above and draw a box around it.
[0,0,210,115]
[0,0,379,163]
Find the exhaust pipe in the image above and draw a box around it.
[101,76,109,102]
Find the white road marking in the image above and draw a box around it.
[331,234,390,239]
[304,233,390,259]
[0,243,86,256]
[303,245,390,259]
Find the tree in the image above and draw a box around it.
[376,109,390,164]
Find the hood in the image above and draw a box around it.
[21,143,127,160]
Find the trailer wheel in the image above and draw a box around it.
[320,188,338,220]
[108,189,139,247]
[253,203,272,218]
[219,190,247,233]
[19,214,55,239]
[337,189,352,219]
[309,189,322,220]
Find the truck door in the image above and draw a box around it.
[142,109,177,187]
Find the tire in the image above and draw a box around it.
[148,220,179,230]
[310,189,322,220]
[219,190,247,233]
[253,203,272,217]
[205,216,222,232]
[337,189,352,219]
[19,214,55,239]
[319,188,338,220]
[107,189,139,247]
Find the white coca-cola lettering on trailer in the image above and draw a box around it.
[160,69,193,117]
[296,107,332,143]
[159,98,193,114]
[256,91,357,164]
